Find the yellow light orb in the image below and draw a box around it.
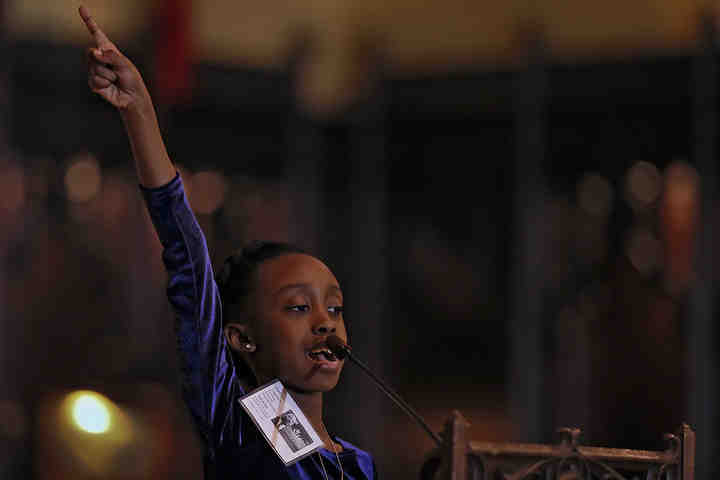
[64,153,102,203]
[69,391,112,434]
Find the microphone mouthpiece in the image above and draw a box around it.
[326,335,351,360]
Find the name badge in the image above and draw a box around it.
[239,379,324,465]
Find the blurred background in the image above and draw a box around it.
[0,0,718,478]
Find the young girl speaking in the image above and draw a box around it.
[78,6,376,479]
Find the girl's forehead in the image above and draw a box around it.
[256,253,340,293]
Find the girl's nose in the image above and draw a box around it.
[312,322,336,336]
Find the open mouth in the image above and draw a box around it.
[307,347,338,363]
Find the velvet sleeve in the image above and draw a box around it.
[140,173,239,455]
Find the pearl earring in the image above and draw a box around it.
[244,343,254,351]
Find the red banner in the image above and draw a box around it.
[153,0,193,106]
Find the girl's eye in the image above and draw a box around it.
[328,306,344,316]
[287,305,310,312]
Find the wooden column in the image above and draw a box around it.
[508,25,550,442]
[688,10,718,480]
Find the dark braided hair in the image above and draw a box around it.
[215,241,308,324]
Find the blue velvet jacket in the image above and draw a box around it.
[141,173,376,479]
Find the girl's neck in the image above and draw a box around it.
[292,389,342,452]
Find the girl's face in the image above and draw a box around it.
[246,253,347,393]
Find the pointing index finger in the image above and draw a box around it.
[78,5,113,49]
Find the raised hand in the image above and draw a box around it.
[78,5,175,186]
[79,5,150,110]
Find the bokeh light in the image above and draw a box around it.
[660,160,700,295]
[64,153,102,203]
[662,161,699,229]
[67,391,113,434]
[188,170,228,215]
[625,227,662,275]
[625,161,661,212]
[38,389,139,477]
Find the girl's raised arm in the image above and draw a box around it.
[80,7,235,454]
[79,5,175,188]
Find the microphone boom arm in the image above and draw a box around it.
[330,337,443,447]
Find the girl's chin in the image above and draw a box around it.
[284,377,340,395]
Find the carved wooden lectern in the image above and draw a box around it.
[420,411,695,480]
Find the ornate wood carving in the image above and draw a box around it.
[421,416,695,480]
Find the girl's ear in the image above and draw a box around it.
[224,323,256,352]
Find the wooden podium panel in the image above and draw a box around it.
[420,411,695,480]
